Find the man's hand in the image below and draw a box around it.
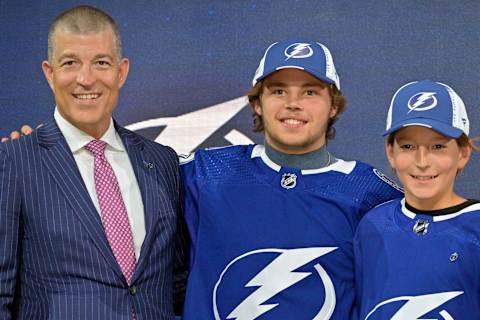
[1,125,35,142]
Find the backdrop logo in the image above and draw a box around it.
[212,247,337,320]
[126,97,253,155]
[284,43,313,60]
[407,92,438,113]
[365,291,463,320]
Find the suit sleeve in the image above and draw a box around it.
[0,148,21,319]
[172,156,189,315]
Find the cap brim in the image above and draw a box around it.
[383,118,464,138]
[255,66,337,87]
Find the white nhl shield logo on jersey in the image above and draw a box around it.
[413,219,429,235]
[281,173,297,189]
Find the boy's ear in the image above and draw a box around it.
[329,103,338,119]
[457,144,472,171]
[253,100,262,116]
[385,141,396,170]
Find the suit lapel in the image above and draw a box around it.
[38,121,124,281]
[116,125,160,281]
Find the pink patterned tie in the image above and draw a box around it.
[85,139,136,285]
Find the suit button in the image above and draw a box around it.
[129,286,137,295]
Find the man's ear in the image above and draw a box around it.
[41,60,55,92]
[117,57,130,89]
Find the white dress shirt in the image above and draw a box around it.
[54,109,145,261]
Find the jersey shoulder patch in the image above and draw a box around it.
[183,144,257,183]
[317,161,403,213]
[372,168,403,193]
[179,145,251,165]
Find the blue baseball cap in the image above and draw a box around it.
[252,38,341,90]
[384,80,469,138]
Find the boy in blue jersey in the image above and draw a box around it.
[180,39,402,319]
[354,80,479,319]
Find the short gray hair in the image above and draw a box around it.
[48,5,122,62]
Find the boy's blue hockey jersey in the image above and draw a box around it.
[355,198,480,320]
[181,144,402,319]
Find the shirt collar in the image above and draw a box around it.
[54,108,125,153]
[400,197,480,222]
[251,144,355,175]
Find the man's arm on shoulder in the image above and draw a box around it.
[0,147,21,318]
[1,125,35,142]
[173,154,189,315]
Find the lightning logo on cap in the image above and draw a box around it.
[407,92,438,113]
[284,43,313,60]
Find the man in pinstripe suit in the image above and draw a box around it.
[0,5,187,319]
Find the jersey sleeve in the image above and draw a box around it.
[353,218,365,317]
[360,167,403,217]
[353,210,380,319]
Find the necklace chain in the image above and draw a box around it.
[324,151,331,167]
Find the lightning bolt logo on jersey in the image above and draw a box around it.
[213,247,337,320]
[180,145,403,319]
[364,291,463,320]
[355,199,480,320]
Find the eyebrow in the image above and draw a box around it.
[395,136,450,143]
[93,54,114,60]
[265,81,326,88]
[57,53,114,62]
[57,53,77,61]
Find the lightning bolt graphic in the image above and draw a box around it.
[408,92,436,113]
[412,92,435,108]
[226,247,336,320]
[365,291,463,320]
[285,43,309,60]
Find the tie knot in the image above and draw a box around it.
[85,139,107,157]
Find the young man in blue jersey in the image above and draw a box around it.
[354,80,479,319]
[180,39,403,319]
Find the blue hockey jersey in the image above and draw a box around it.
[181,144,402,319]
[354,198,480,320]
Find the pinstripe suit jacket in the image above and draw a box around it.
[0,120,187,320]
